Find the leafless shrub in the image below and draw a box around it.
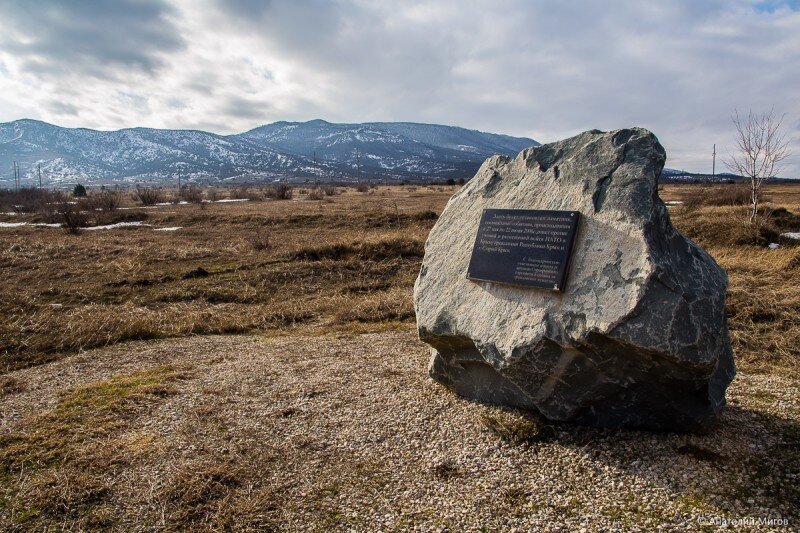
[207,188,221,202]
[134,187,165,206]
[356,182,369,192]
[88,189,122,212]
[182,185,204,204]
[306,187,324,200]
[0,187,63,214]
[60,201,88,234]
[266,183,293,200]
[322,185,337,196]
[231,186,250,200]
[84,189,124,224]
[246,188,264,201]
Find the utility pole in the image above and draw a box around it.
[355,147,360,181]
[13,161,19,190]
[38,163,42,188]
[712,144,716,179]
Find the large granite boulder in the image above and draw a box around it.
[413,128,735,432]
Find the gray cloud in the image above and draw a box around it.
[211,0,800,175]
[0,0,798,175]
[0,0,184,79]
[219,95,272,119]
[46,100,80,116]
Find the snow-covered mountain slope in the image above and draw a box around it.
[0,119,538,186]
[0,119,331,185]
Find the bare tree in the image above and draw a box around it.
[725,109,791,223]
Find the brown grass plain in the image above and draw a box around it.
[1,182,797,377]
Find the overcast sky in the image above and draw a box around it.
[0,0,798,175]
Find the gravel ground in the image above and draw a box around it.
[1,328,797,531]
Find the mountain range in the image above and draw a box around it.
[0,119,539,186]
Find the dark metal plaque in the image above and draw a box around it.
[467,209,580,291]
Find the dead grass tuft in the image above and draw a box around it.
[671,206,785,247]
[432,460,461,480]
[334,287,415,323]
[677,443,725,462]
[0,365,189,470]
[710,247,800,373]
[247,229,271,251]
[293,238,423,262]
[0,366,189,528]
[0,375,24,397]
[160,458,244,525]
[481,412,558,445]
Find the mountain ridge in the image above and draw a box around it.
[1,118,539,186]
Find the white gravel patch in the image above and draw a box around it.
[2,329,796,530]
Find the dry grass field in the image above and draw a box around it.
[0,182,798,530]
[0,185,447,373]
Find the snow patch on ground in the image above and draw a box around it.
[0,222,62,228]
[665,201,684,206]
[1,220,188,232]
[781,232,800,240]
[83,221,151,231]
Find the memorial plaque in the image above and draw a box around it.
[467,209,580,291]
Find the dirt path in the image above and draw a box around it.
[1,328,797,531]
